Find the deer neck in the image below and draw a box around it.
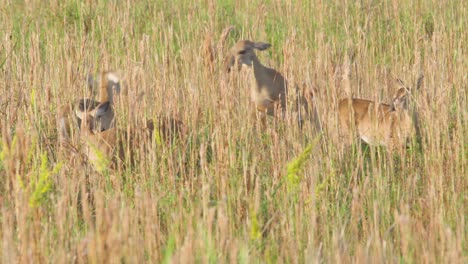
[99,84,112,104]
[251,56,267,92]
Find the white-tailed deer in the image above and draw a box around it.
[225,40,315,127]
[154,115,185,143]
[79,113,154,171]
[57,71,120,147]
[79,113,120,170]
[79,112,184,171]
[75,71,121,132]
[338,75,423,151]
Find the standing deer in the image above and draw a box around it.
[338,75,423,151]
[57,71,120,146]
[224,40,316,128]
[75,71,121,132]
[79,110,155,171]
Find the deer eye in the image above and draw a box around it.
[238,50,246,55]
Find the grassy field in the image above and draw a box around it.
[0,0,466,262]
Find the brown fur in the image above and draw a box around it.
[75,71,120,132]
[225,40,287,116]
[225,40,317,129]
[79,114,154,171]
[338,75,423,151]
[80,114,184,171]
[57,71,121,148]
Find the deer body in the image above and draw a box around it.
[250,55,287,115]
[338,98,413,148]
[79,114,154,171]
[225,40,316,128]
[75,71,120,132]
[81,123,119,168]
[57,71,120,148]
[79,113,183,171]
[338,75,422,150]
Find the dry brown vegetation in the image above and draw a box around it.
[0,0,466,263]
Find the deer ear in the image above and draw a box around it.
[251,42,271,51]
[78,98,99,112]
[224,55,235,72]
[87,73,104,91]
[395,78,406,88]
[87,74,96,89]
[416,74,424,90]
[392,88,409,109]
[93,102,111,118]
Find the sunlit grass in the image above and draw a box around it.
[0,0,465,262]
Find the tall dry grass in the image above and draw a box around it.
[0,0,465,262]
